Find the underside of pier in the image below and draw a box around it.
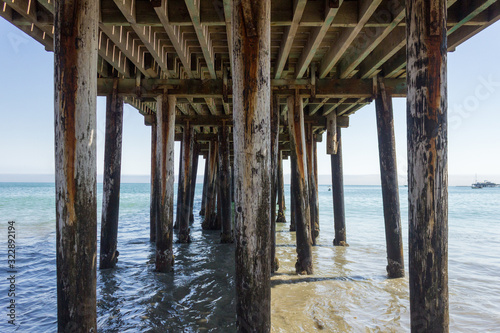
[2,0,499,331]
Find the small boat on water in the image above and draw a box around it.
[471,180,498,189]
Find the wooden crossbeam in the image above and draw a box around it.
[223,0,233,71]
[112,0,169,78]
[318,0,383,78]
[322,98,346,116]
[447,0,497,35]
[98,31,130,77]
[339,1,405,79]
[174,115,350,128]
[358,27,406,79]
[97,78,407,98]
[308,98,330,115]
[449,3,500,49]
[0,6,53,51]
[184,0,216,78]
[295,0,343,79]
[100,25,150,77]
[154,1,192,78]
[275,0,307,79]
[359,0,491,79]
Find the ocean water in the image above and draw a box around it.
[0,182,499,332]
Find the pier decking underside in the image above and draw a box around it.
[2,0,498,152]
[2,0,499,332]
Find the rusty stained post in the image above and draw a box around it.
[289,156,297,232]
[150,120,158,242]
[287,93,313,275]
[306,123,319,245]
[407,0,449,330]
[331,127,348,246]
[99,83,124,269]
[276,150,287,223]
[375,76,405,279]
[219,123,233,243]
[215,161,223,231]
[177,123,194,243]
[270,94,280,272]
[202,140,218,230]
[231,163,235,203]
[54,0,98,330]
[189,142,199,224]
[155,93,176,272]
[232,0,272,330]
[200,157,209,216]
[174,141,184,230]
[313,135,319,229]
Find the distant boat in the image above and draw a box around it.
[471,180,498,189]
[328,187,331,191]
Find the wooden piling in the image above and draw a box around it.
[174,141,184,230]
[150,120,158,242]
[54,0,98,330]
[375,76,405,279]
[406,0,449,330]
[202,140,218,230]
[306,124,319,245]
[200,158,209,216]
[219,124,233,243]
[289,157,297,232]
[99,82,124,269]
[232,0,272,330]
[287,93,313,275]
[155,93,176,272]
[231,164,235,203]
[177,123,194,243]
[271,94,280,272]
[331,127,348,246]
[216,183,222,229]
[189,142,199,224]
[276,150,287,223]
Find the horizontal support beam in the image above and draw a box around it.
[97,78,407,98]
[174,115,349,128]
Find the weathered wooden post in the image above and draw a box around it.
[271,94,280,271]
[289,156,297,232]
[375,76,405,278]
[232,0,272,330]
[276,150,287,223]
[54,0,98,330]
[150,120,158,242]
[331,126,347,246]
[100,81,124,269]
[406,0,449,330]
[287,93,313,275]
[313,135,319,234]
[219,123,233,243]
[156,93,176,272]
[306,124,319,245]
[174,142,184,230]
[189,142,199,224]
[177,123,194,243]
[202,140,218,230]
[200,157,209,216]
[231,163,235,203]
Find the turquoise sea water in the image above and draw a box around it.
[0,182,499,332]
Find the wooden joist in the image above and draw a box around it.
[2,0,497,121]
[97,78,407,98]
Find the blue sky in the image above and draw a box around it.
[0,19,499,185]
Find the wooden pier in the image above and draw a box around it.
[2,0,499,331]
